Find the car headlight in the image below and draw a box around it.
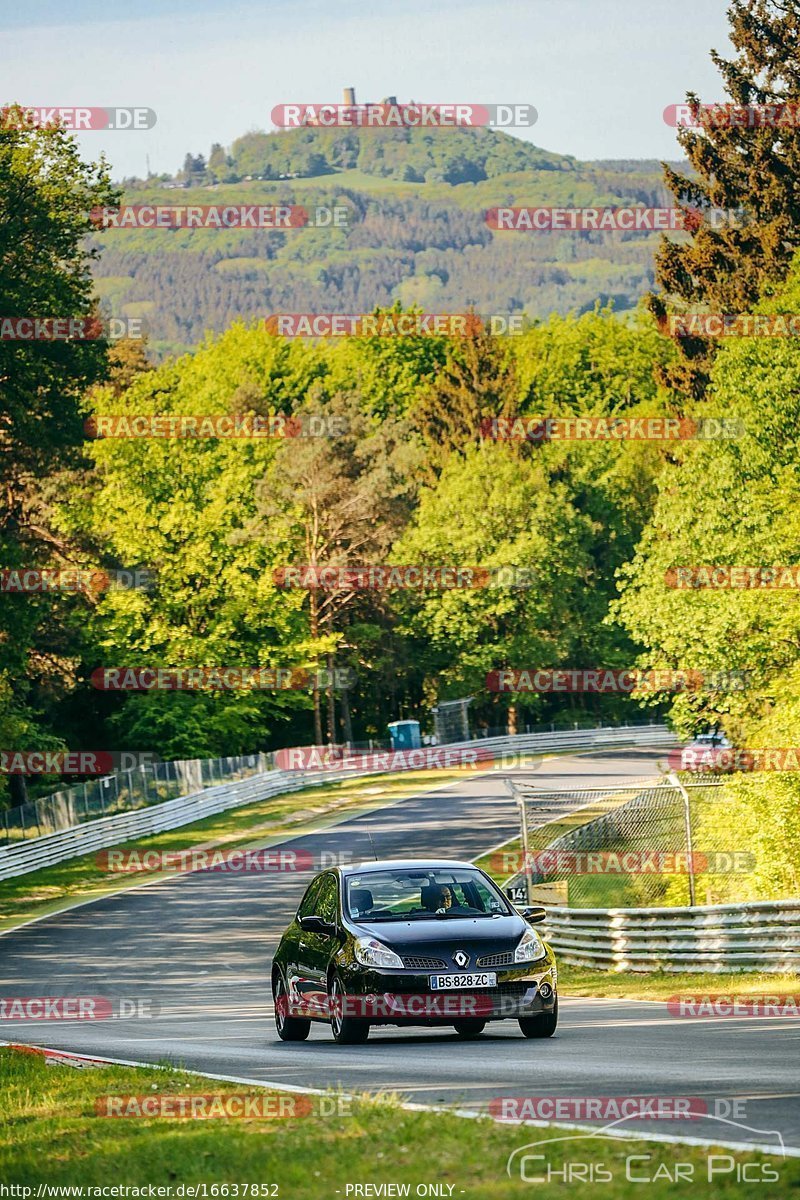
[354,936,405,969]
[515,927,545,963]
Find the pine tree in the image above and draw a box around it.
[412,328,518,475]
[650,0,800,396]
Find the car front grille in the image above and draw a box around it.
[476,951,515,968]
[402,955,448,970]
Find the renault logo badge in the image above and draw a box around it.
[454,950,469,968]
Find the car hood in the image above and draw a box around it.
[351,913,527,952]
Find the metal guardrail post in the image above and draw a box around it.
[508,779,533,904]
[668,771,697,907]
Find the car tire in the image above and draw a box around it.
[329,974,369,1045]
[453,1019,486,1037]
[519,997,558,1039]
[273,973,311,1042]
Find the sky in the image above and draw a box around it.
[0,0,734,180]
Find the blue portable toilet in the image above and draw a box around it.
[388,720,421,750]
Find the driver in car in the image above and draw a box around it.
[426,884,468,913]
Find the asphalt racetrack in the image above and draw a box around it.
[2,748,798,1155]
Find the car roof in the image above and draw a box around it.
[340,859,479,877]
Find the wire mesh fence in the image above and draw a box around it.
[503,776,766,908]
[0,752,274,845]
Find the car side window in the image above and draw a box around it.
[296,877,322,920]
[315,873,339,924]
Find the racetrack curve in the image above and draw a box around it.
[1,747,798,1155]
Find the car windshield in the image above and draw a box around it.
[344,868,511,922]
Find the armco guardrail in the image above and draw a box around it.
[0,724,673,883]
[441,723,676,758]
[541,900,800,974]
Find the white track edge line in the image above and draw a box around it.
[3,1040,798,1159]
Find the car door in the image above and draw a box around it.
[296,871,340,1004]
[285,875,324,1012]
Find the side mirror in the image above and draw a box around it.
[299,915,337,936]
[518,905,547,924]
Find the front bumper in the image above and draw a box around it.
[335,957,557,1026]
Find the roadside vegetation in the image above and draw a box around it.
[3,1,800,911]
[1,1047,795,1197]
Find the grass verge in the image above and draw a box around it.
[474,790,653,907]
[0,1047,794,1197]
[477,825,800,1002]
[557,963,800,1001]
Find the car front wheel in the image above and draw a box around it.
[273,974,310,1042]
[453,1019,486,1037]
[519,998,558,1039]
[329,974,369,1045]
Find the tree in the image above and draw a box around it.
[650,0,800,396]
[326,304,450,422]
[208,143,228,182]
[0,107,118,803]
[105,336,153,396]
[179,152,206,182]
[71,323,326,757]
[251,390,412,742]
[392,443,596,726]
[411,328,518,475]
[614,255,800,742]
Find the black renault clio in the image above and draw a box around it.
[271,858,558,1044]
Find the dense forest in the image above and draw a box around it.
[4,0,800,905]
[97,125,677,357]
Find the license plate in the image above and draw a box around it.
[429,972,497,990]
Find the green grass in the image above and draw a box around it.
[474,791,727,910]
[476,816,800,1001]
[0,1048,794,1196]
[557,962,800,1001]
[474,789,639,898]
[0,767,474,931]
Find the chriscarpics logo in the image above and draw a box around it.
[505,1115,786,1184]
